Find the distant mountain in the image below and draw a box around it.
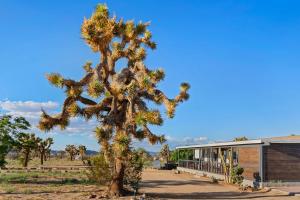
[148,151,158,157]
[86,150,98,155]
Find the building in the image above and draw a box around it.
[176,136,300,187]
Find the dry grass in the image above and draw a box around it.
[0,158,105,200]
[5,158,83,168]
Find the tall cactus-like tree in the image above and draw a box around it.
[38,4,189,196]
[159,144,171,163]
[65,145,79,161]
[37,137,53,165]
[78,145,87,162]
[16,133,38,167]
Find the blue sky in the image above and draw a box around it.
[1,1,300,151]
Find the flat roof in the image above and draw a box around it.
[176,139,264,149]
[175,138,300,149]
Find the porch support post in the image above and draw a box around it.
[177,149,179,165]
[198,148,201,170]
[259,145,264,186]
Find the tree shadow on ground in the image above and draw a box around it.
[0,189,103,195]
[142,179,208,188]
[145,191,289,199]
[141,179,289,199]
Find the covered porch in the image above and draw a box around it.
[177,147,238,175]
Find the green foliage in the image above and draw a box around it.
[15,133,39,167]
[65,145,79,161]
[46,73,64,88]
[159,144,170,163]
[0,115,31,168]
[135,147,153,167]
[37,137,53,165]
[170,149,193,162]
[78,145,87,162]
[86,154,112,185]
[233,136,248,141]
[210,176,218,184]
[124,149,144,192]
[231,166,244,185]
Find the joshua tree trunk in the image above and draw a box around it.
[40,152,44,165]
[110,157,125,196]
[23,150,30,167]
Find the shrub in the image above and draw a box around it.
[231,166,244,185]
[210,176,218,184]
[124,150,144,193]
[86,154,112,185]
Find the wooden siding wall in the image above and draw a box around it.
[238,146,260,180]
[263,143,300,181]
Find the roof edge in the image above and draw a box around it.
[175,139,264,149]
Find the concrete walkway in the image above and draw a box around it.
[269,186,300,196]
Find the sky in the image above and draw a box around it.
[1,0,300,151]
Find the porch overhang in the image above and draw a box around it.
[175,139,264,149]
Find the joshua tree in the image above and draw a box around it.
[159,144,170,163]
[38,4,189,196]
[45,148,51,161]
[78,145,87,162]
[15,133,38,167]
[65,145,79,161]
[37,137,53,165]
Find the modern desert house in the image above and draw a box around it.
[176,136,300,187]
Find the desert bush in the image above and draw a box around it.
[86,154,112,185]
[170,149,193,162]
[231,165,244,185]
[210,176,218,184]
[124,150,144,193]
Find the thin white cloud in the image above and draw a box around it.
[0,100,58,112]
[0,100,97,136]
[0,100,59,120]
[0,100,209,152]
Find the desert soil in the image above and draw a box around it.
[140,169,300,199]
[0,169,299,199]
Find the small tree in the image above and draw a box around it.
[65,145,79,161]
[86,153,112,185]
[231,165,244,186]
[38,4,189,196]
[78,145,87,162]
[159,144,170,163]
[16,133,38,167]
[234,136,248,141]
[0,115,31,168]
[37,137,53,165]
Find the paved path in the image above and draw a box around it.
[140,170,300,199]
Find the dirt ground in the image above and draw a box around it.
[1,169,300,200]
[140,169,300,199]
